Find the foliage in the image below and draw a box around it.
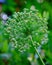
[2,0,16,15]
[0,8,48,65]
[3,8,48,52]
[17,0,52,29]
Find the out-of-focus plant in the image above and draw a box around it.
[42,1,52,29]
[4,8,48,52]
[0,21,8,53]
[16,0,52,30]
[2,0,16,15]
[1,8,48,65]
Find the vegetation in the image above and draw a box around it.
[0,0,52,65]
[0,8,49,65]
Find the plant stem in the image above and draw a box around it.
[29,35,45,65]
[34,46,45,65]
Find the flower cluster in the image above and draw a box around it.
[4,8,48,52]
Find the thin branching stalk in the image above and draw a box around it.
[29,35,45,65]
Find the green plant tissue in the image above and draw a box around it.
[3,8,48,52]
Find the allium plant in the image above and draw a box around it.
[4,8,48,65]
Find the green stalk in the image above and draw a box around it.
[34,47,45,65]
[29,35,45,65]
